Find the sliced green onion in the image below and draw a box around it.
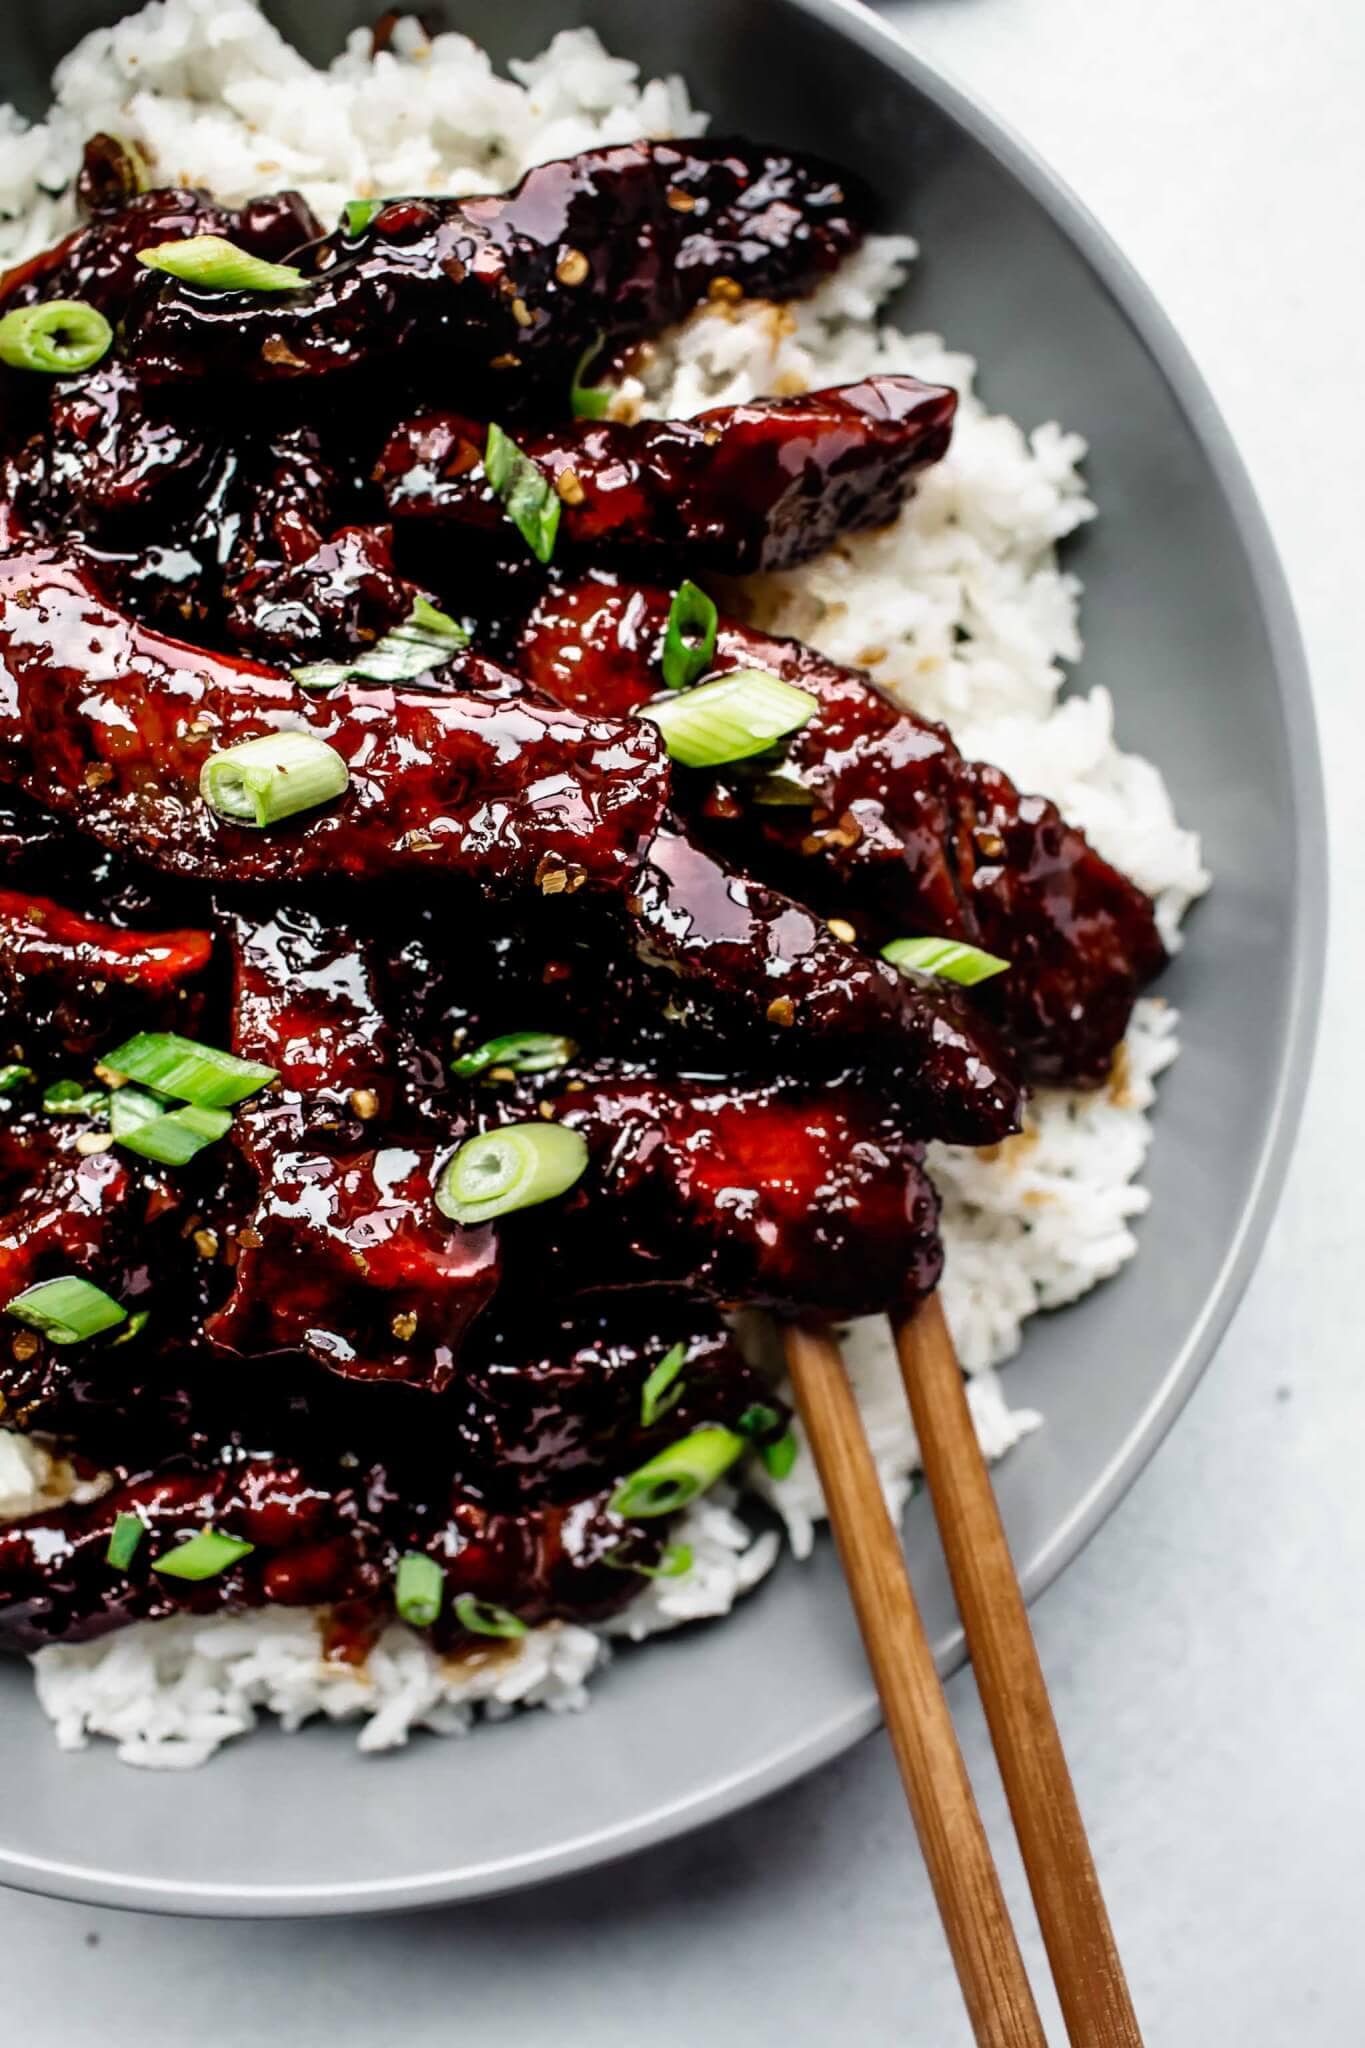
[484,422,560,564]
[661,580,718,692]
[750,769,816,807]
[453,1592,527,1640]
[450,1032,577,1082]
[109,1307,151,1349]
[342,198,383,236]
[639,1341,688,1429]
[105,1511,145,1571]
[881,936,1010,987]
[293,595,469,691]
[79,132,152,212]
[0,300,113,374]
[639,670,816,770]
[0,1063,34,1096]
[602,1541,694,1579]
[200,730,350,830]
[761,1431,799,1482]
[394,1551,444,1628]
[737,1401,783,1441]
[570,332,611,420]
[102,1032,276,1109]
[151,1527,254,1581]
[42,1078,107,1117]
[136,235,303,293]
[109,1084,232,1165]
[609,1427,746,1519]
[434,1122,588,1226]
[4,1274,126,1346]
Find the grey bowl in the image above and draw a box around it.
[0,0,1324,1916]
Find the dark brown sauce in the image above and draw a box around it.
[0,136,1164,1658]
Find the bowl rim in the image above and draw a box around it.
[0,0,1327,1917]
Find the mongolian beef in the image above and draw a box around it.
[0,130,1165,1662]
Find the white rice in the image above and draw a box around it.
[0,2,1208,1765]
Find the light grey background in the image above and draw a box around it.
[3,0,1361,2038]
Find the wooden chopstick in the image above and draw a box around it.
[893,1295,1144,2047]
[783,1321,1047,2048]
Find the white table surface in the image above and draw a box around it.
[5,1,1363,2040]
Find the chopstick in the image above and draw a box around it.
[782,1321,1047,2048]
[893,1296,1144,2046]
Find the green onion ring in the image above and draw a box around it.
[434,1122,588,1227]
[199,731,350,830]
[394,1552,444,1628]
[101,1031,276,1110]
[639,669,817,769]
[136,235,303,293]
[0,300,113,374]
[661,580,719,692]
[609,1428,747,1519]
[151,1528,255,1581]
[881,935,1010,986]
[4,1274,126,1346]
[453,1593,527,1640]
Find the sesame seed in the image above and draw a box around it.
[707,275,743,303]
[237,1225,263,1249]
[11,1331,39,1362]
[262,337,307,369]
[75,1132,113,1156]
[766,996,796,1027]
[510,296,533,329]
[489,352,520,370]
[555,247,589,286]
[555,467,586,506]
[348,1087,380,1121]
[83,763,114,789]
[192,1228,219,1260]
[665,187,696,212]
[826,918,858,944]
[391,1311,418,1341]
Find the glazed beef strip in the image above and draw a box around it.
[620,825,1020,1142]
[519,577,1167,1084]
[204,899,944,1388]
[0,1450,654,1654]
[0,1112,248,1429]
[0,183,321,322]
[376,376,957,575]
[0,886,211,1063]
[0,545,668,894]
[484,1072,944,1318]
[123,140,862,392]
[197,903,496,1393]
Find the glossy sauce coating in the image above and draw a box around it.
[0,1451,645,1653]
[519,578,1167,1084]
[0,187,321,321]
[0,131,1164,1661]
[125,141,861,393]
[0,545,668,894]
[0,886,210,1058]
[624,825,1021,1142]
[492,1074,943,1316]
[377,375,957,574]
